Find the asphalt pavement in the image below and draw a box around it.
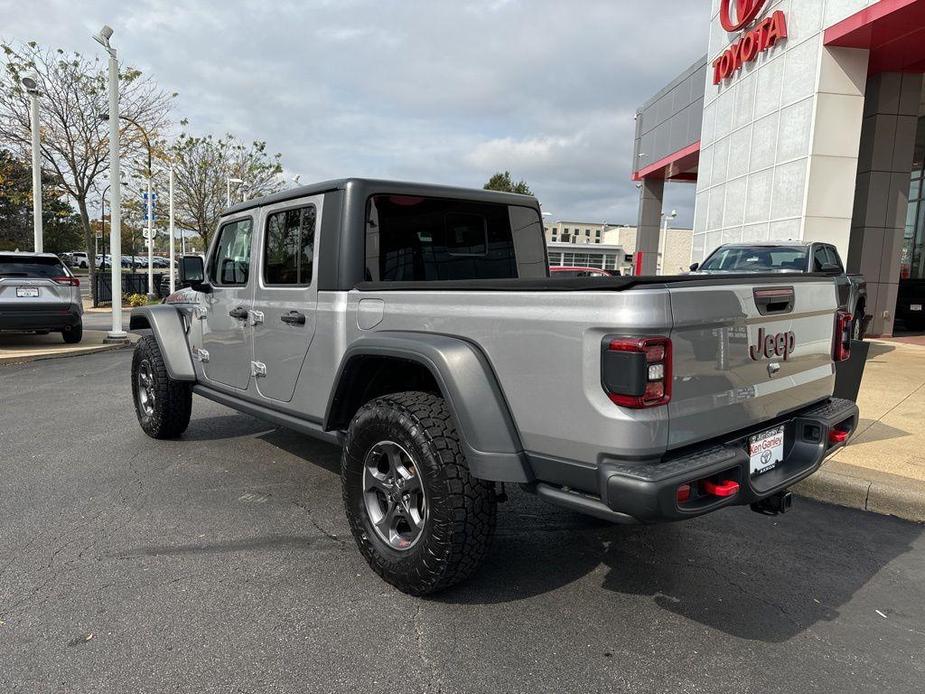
[1,349,924,693]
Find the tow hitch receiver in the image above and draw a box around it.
[751,490,793,516]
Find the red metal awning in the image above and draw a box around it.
[824,0,925,74]
[632,141,700,182]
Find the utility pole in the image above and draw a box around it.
[94,25,127,341]
[22,74,43,253]
[169,167,175,294]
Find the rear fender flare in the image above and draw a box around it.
[325,332,532,483]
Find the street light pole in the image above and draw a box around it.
[94,25,127,341]
[22,75,43,253]
[226,177,244,206]
[169,167,175,294]
[29,92,42,253]
[146,173,153,296]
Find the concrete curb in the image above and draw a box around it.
[794,464,925,523]
[0,332,138,366]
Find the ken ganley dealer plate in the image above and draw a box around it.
[749,425,784,476]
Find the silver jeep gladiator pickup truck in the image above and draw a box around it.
[130,178,859,595]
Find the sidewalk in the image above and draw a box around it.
[0,330,138,365]
[795,339,925,522]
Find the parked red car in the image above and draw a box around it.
[549,266,615,278]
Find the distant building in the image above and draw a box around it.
[543,221,630,246]
[542,219,692,275]
[603,226,693,275]
[546,242,627,274]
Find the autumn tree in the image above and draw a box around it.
[170,128,283,248]
[0,42,173,301]
[0,148,81,252]
[483,171,532,195]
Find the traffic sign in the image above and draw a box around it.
[142,193,157,222]
[142,228,157,240]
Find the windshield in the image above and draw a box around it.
[699,246,807,273]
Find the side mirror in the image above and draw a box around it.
[689,262,700,271]
[179,255,210,293]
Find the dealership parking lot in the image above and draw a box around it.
[2,349,924,693]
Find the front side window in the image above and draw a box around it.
[210,218,253,286]
[264,205,315,285]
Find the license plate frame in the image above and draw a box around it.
[16,286,39,298]
[748,425,785,477]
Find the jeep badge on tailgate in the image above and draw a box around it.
[749,327,796,361]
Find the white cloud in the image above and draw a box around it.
[3,0,710,225]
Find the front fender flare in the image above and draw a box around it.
[129,305,196,382]
[325,332,532,483]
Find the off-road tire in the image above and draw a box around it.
[62,321,83,344]
[342,391,497,595]
[132,335,193,439]
[852,304,866,341]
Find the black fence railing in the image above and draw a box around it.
[92,272,167,303]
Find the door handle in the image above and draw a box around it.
[229,306,249,320]
[280,311,306,326]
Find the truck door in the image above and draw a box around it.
[250,195,320,402]
[200,215,255,390]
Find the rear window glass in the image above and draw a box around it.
[365,195,531,282]
[0,255,66,278]
[700,247,807,272]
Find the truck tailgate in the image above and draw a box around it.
[666,279,837,450]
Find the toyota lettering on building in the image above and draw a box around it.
[632,0,925,338]
[712,2,788,85]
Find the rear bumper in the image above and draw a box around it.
[532,397,859,524]
[0,303,82,332]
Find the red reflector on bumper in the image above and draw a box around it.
[829,429,850,445]
[702,479,740,498]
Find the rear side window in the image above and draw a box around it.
[210,218,253,286]
[365,195,544,282]
[0,255,66,278]
[264,205,316,286]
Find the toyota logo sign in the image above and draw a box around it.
[720,0,767,32]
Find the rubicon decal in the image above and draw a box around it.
[720,0,767,32]
[712,10,788,85]
[749,327,796,361]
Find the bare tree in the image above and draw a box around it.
[0,42,173,303]
[170,128,283,248]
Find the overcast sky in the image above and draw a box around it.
[5,0,709,227]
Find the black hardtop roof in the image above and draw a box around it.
[222,178,538,216]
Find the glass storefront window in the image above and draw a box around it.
[902,116,925,280]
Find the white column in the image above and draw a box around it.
[107,49,126,340]
[146,175,154,296]
[168,168,175,294]
[30,93,43,253]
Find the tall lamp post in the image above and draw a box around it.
[93,25,127,341]
[100,182,111,276]
[659,209,677,276]
[168,167,175,294]
[21,74,43,253]
[226,177,244,206]
[102,112,156,298]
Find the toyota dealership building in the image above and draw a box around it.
[633,0,925,336]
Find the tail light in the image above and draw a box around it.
[52,276,80,287]
[601,336,672,408]
[833,310,851,362]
